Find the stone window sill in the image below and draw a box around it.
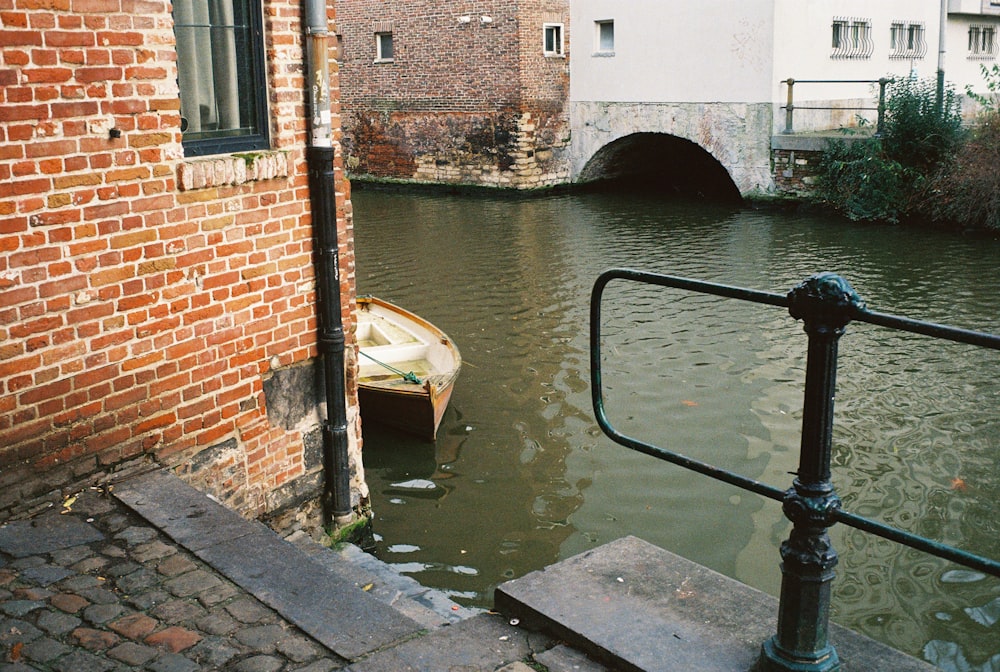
[178,150,290,191]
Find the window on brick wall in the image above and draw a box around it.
[595,20,614,54]
[543,23,564,57]
[173,0,270,157]
[375,32,394,62]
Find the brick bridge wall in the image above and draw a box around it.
[0,0,365,521]
[335,0,571,189]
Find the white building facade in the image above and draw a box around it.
[569,1,1000,196]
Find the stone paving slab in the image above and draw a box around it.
[345,612,546,672]
[0,511,104,557]
[495,535,939,672]
[288,532,467,630]
[197,530,422,661]
[113,471,262,552]
[113,470,424,661]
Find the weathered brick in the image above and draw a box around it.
[45,30,95,47]
[75,65,121,82]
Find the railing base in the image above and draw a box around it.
[757,638,840,672]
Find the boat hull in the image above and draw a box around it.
[356,297,461,441]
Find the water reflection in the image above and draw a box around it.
[353,186,999,668]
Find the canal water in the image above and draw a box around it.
[351,186,999,670]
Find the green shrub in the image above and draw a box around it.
[815,77,965,223]
[881,76,964,171]
[816,138,913,223]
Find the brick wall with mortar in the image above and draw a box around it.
[334,0,571,189]
[0,0,367,521]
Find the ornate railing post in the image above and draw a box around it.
[758,274,864,672]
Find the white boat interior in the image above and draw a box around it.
[356,308,451,383]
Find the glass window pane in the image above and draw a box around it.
[544,25,562,55]
[174,0,267,152]
[598,21,614,51]
[377,33,393,60]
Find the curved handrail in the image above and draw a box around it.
[590,267,1000,578]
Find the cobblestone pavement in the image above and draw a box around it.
[0,487,348,672]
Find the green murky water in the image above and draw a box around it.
[352,186,999,670]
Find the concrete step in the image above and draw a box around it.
[345,611,551,672]
[535,644,615,672]
[494,535,939,672]
[113,469,425,661]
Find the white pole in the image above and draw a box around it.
[937,0,947,112]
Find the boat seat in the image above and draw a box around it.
[359,343,429,366]
[357,318,421,348]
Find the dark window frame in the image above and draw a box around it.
[173,0,270,157]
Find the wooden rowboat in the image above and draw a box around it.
[355,296,461,441]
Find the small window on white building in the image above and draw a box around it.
[831,17,873,59]
[595,20,614,54]
[968,25,997,60]
[543,23,564,57]
[375,31,394,62]
[890,21,926,59]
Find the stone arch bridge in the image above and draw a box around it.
[569,101,778,199]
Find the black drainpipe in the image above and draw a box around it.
[304,0,352,526]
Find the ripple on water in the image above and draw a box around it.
[353,187,1000,664]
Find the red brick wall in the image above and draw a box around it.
[518,0,571,112]
[336,0,521,113]
[0,0,363,517]
[334,0,570,188]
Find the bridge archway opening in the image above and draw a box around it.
[577,132,742,203]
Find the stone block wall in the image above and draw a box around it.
[772,148,824,195]
[335,0,571,189]
[770,135,837,197]
[0,0,365,519]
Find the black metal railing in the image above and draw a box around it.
[780,78,893,135]
[589,269,1000,672]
